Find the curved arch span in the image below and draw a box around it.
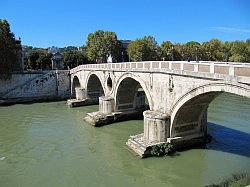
[86,73,105,102]
[114,73,153,110]
[170,82,250,138]
[72,75,81,98]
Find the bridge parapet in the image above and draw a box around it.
[70,61,250,79]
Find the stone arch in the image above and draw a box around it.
[85,73,105,102]
[72,75,81,98]
[170,82,250,138]
[114,73,153,111]
[106,76,113,91]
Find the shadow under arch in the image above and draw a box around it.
[114,73,153,111]
[115,77,150,113]
[86,73,104,102]
[170,82,250,138]
[72,75,81,98]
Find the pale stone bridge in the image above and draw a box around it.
[68,61,250,157]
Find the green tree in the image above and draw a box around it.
[86,30,120,63]
[27,49,40,69]
[127,36,160,62]
[160,41,173,60]
[182,41,202,61]
[36,52,52,69]
[246,38,250,62]
[172,43,184,61]
[229,41,248,62]
[27,48,52,70]
[202,39,225,61]
[64,50,88,69]
[0,19,20,79]
[59,46,78,53]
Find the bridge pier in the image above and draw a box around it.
[99,96,114,114]
[67,88,98,107]
[84,96,146,126]
[126,110,171,157]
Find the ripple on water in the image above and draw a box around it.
[0,96,249,187]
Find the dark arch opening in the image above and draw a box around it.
[171,92,250,157]
[116,77,149,112]
[172,92,222,137]
[107,76,112,91]
[87,74,104,102]
[72,76,81,98]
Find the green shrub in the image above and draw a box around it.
[150,143,173,156]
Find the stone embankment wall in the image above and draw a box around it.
[0,70,70,103]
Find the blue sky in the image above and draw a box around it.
[1,0,250,47]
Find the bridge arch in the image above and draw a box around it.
[85,73,105,101]
[114,73,153,111]
[72,75,81,98]
[170,82,250,138]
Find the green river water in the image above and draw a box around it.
[0,93,249,187]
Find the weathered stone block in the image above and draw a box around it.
[75,88,86,100]
[143,110,170,145]
[99,96,114,114]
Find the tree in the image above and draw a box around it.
[86,30,120,63]
[229,41,248,62]
[127,36,160,62]
[0,19,20,79]
[202,39,225,61]
[27,49,40,69]
[59,46,78,53]
[63,50,88,69]
[160,41,173,61]
[36,52,52,69]
[172,43,183,61]
[27,48,52,70]
[246,39,250,62]
[182,41,202,61]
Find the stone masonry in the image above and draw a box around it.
[69,61,250,157]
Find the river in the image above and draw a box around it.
[0,93,249,187]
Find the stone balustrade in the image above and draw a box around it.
[70,61,250,78]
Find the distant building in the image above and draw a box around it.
[51,52,64,70]
[120,40,131,49]
[48,46,59,54]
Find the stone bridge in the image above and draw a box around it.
[68,61,250,157]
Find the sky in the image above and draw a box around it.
[1,0,250,48]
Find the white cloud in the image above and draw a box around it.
[209,27,250,34]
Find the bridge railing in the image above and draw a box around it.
[70,61,250,77]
